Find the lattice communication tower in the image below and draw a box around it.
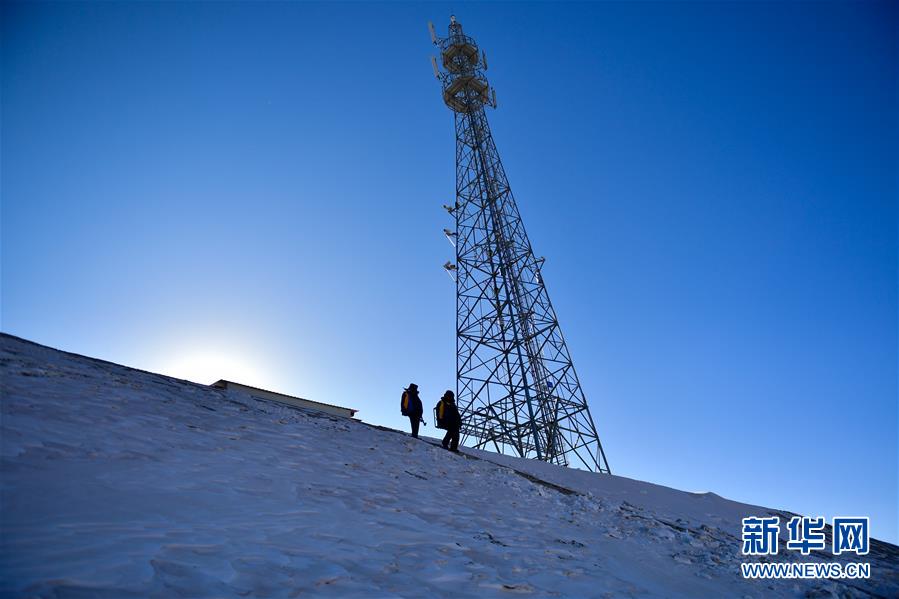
[429,16,611,473]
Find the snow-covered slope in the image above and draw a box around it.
[1,334,896,597]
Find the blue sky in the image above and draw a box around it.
[2,2,896,543]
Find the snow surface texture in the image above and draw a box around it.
[1,333,896,598]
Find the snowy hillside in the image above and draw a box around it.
[1,333,896,598]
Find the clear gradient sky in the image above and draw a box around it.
[2,2,896,543]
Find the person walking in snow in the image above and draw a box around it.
[401,383,425,438]
[436,390,461,452]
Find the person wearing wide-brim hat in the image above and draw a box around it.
[438,390,461,452]
[401,383,425,438]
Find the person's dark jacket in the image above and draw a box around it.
[407,391,424,417]
[442,399,461,429]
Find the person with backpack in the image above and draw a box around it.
[400,383,425,438]
[434,390,461,452]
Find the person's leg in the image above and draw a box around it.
[442,429,452,448]
[409,416,420,438]
[450,427,460,451]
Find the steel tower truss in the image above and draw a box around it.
[430,17,611,473]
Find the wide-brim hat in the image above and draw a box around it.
[406,383,418,391]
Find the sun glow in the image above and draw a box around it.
[160,348,268,387]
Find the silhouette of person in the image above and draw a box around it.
[439,390,461,451]
[402,383,425,438]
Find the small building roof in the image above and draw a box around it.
[211,379,358,417]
